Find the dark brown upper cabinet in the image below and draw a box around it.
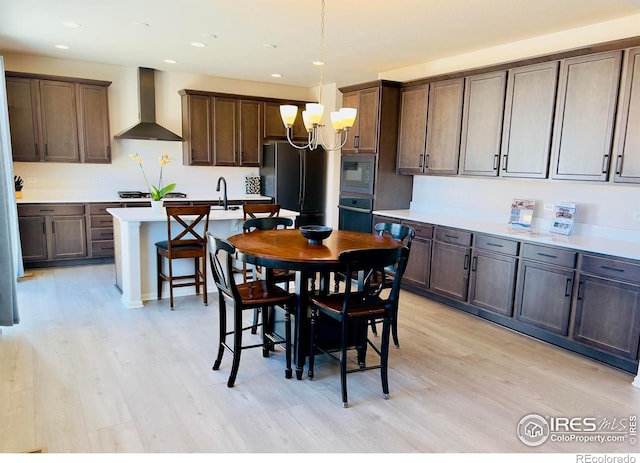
[181,93,213,166]
[6,72,111,164]
[613,47,640,184]
[263,101,308,141]
[550,50,622,181]
[500,61,559,179]
[341,86,380,155]
[396,78,464,176]
[459,71,507,177]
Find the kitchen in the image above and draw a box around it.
[1,0,640,457]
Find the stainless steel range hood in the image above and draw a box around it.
[114,67,183,141]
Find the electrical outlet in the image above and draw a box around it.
[26,177,38,183]
[544,203,554,212]
[633,212,640,221]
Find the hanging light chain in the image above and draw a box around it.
[317,0,326,103]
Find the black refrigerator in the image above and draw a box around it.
[261,142,326,227]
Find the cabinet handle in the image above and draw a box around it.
[537,252,557,259]
[565,278,572,297]
[501,155,508,171]
[39,209,54,212]
[45,144,48,158]
[35,143,39,158]
[42,222,46,235]
[354,135,360,149]
[577,281,584,300]
[600,265,624,273]
[51,222,55,234]
[486,242,504,248]
[444,234,459,240]
[419,154,423,168]
[464,254,470,270]
[602,154,610,174]
[471,255,477,271]
[424,154,429,168]
[107,145,111,160]
[615,155,623,175]
[493,154,499,170]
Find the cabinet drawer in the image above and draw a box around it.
[90,227,114,241]
[91,241,115,257]
[521,243,577,268]
[435,226,472,246]
[91,215,113,228]
[18,203,85,216]
[474,234,519,256]
[89,202,120,215]
[402,220,433,239]
[581,255,640,284]
[124,201,151,208]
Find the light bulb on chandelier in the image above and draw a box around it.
[279,0,357,151]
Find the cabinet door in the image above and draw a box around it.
[39,80,80,162]
[514,260,574,335]
[501,62,558,178]
[614,47,640,183]
[396,85,428,174]
[403,237,431,288]
[341,88,379,154]
[238,99,262,167]
[459,71,506,176]
[18,216,47,261]
[50,216,87,259]
[573,275,640,359]
[425,78,464,175]
[468,250,517,316]
[263,101,307,140]
[6,77,42,162]
[182,94,213,165]
[213,97,237,166]
[430,241,470,301]
[551,51,622,181]
[77,84,111,163]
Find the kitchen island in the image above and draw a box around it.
[107,206,298,308]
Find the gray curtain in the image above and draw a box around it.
[0,56,21,326]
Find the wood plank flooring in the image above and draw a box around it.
[1,263,638,454]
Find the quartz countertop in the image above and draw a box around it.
[374,208,640,261]
[15,189,272,204]
[108,206,299,223]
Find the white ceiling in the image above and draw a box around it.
[1,0,640,88]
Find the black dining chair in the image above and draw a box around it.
[243,216,296,333]
[155,205,210,309]
[307,245,409,408]
[240,204,282,281]
[207,233,294,387]
[370,222,415,347]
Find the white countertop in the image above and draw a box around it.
[108,206,299,223]
[15,188,272,204]
[374,208,640,261]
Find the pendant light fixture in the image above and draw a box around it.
[279,0,357,151]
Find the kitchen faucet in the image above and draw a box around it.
[216,176,228,210]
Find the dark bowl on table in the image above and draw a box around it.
[299,225,333,244]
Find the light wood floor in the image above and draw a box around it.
[1,263,639,454]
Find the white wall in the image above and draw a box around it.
[379,15,640,238]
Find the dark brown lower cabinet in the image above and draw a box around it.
[573,256,640,360]
[401,220,433,289]
[468,233,519,316]
[429,227,472,301]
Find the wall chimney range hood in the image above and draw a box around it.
[114,67,183,141]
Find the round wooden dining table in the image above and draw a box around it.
[227,228,403,379]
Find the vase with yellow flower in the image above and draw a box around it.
[130,153,176,213]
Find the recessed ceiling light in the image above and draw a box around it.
[164,59,177,64]
[263,44,277,49]
[191,42,207,48]
[62,21,81,28]
[131,22,149,27]
[312,60,325,66]
[202,33,218,39]
[55,44,70,50]
[271,73,283,78]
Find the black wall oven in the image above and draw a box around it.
[338,197,373,233]
[340,156,375,195]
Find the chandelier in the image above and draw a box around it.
[279,0,357,151]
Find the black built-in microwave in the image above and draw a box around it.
[340,155,375,195]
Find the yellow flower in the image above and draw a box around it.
[130,153,176,200]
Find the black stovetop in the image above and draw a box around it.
[117,191,187,199]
